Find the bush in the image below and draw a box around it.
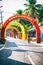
[0,38,6,44]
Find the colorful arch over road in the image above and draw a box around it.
[12,23,26,40]
[6,29,15,38]
[1,14,40,43]
[6,26,21,39]
[4,22,26,40]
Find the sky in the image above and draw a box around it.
[0,0,43,22]
[3,0,43,13]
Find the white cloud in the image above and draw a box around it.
[3,0,26,13]
[2,0,43,22]
[3,0,43,13]
[37,0,43,4]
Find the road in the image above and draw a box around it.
[0,37,43,65]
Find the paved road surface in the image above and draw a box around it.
[0,37,43,65]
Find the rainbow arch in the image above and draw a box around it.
[1,14,40,43]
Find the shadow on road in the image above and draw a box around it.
[0,49,32,65]
[0,49,12,59]
[13,49,28,52]
[13,48,43,54]
[0,58,32,65]
[5,40,17,47]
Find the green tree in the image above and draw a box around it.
[35,4,43,23]
[16,9,23,14]
[16,9,32,33]
[23,0,36,18]
[24,0,43,23]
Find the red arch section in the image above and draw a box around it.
[1,14,40,43]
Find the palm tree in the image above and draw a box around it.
[16,9,23,14]
[35,4,43,23]
[23,0,36,18]
[24,0,43,23]
[16,9,32,33]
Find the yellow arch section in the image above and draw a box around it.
[13,23,26,40]
[6,26,21,39]
[6,26,21,34]
[7,22,26,40]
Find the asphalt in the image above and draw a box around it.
[0,37,43,65]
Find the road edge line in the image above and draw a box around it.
[28,55,36,65]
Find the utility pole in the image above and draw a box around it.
[0,0,3,39]
[0,0,3,24]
